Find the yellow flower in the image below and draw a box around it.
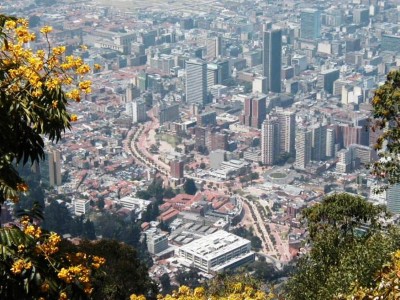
[70,114,78,122]
[66,89,81,102]
[5,20,17,30]
[76,64,91,75]
[94,64,102,70]
[10,259,25,274]
[53,46,66,56]
[59,291,68,300]
[40,26,53,34]
[17,244,25,253]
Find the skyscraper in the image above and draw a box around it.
[310,122,327,162]
[300,9,321,40]
[261,115,280,165]
[276,108,296,156]
[294,128,312,170]
[41,149,62,187]
[242,94,267,129]
[131,100,147,123]
[263,29,282,93]
[185,59,208,105]
[206,36,222,60]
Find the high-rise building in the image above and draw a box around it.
[300,9,321,40]
[261,115,280,165]
[276,108,296,156]
[170,160,184,179]
[263,29,282,93]
[158,103,179,125]
[353,7,369,25]
[294,128,312,170]
[242,94,267,129]
[131,100,147,123]
[185,59,208,104]
[317,69,340,94]
[207,63,221,89]
[326,127,336,158]
[206,36,222,60]
[310,122,327,162]
[41,149,62,187]
[386,184,400,214]
[197,111,217,127]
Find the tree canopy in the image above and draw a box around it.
[284,193,400,300]
[0,15,94,204]
[370,70,400,188]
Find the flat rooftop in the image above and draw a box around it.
[179,230,250,260]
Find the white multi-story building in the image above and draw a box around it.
[275,108,296,156]
[147,229,169,255]
[294,128,312,170]
[132,100,147,123]
[185,59,207,105]
[74,199,90,216]
[261,115,280,165]
[336,149,352,173]
[177,230,254,273]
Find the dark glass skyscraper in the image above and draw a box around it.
[263,29,282,93]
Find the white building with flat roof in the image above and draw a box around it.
[74,199,90,216]
[177,230,254,273]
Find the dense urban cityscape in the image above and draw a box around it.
[2,0,400,297]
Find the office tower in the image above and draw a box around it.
[197,111,217,127]
[170,160,184,179]
[159,103,179,125]
[132,100,147,123]
[126,83,139,102]
[195,127,209,152]
[310,122,327,162]
[41,149,62,187]
[261,115,280,165]
[217,60,230,83]
[207,63,221,89]
[206,36,222,60]
[242,94,267,129]
[386,184,400,214]
[294,128,312,170]
[276,108,296,156]
[185,59,207,105]
[317,69,340,94]
[326,127,336,158]
[263,29,282,93]
[300,9,321,40]
[353,8,369,25]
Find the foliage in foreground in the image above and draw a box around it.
[370,69,400,188]
[0,14,104,299]
[0,14,95,204]
[285,193,400,300]
[131,274,273,300]
[0,213,104,299]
